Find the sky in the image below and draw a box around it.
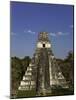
[10,1,74,59]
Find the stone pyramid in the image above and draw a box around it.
[18,32,68,94]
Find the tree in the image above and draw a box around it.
[11,56,31,97]
[21,56,31,73]
[56,51,74,87]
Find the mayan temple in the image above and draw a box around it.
[18,32,68,95]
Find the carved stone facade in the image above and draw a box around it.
[18,32,68,95]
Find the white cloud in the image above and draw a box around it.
[49,32,56,37]
[24,29,69,37]
[57,31,63,35]
[28,30,32,33]
[57,31,69,36]
[24,29,36,35]
[49,31,69,37]
[28,30,36,34]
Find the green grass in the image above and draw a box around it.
[51,88,74,96]
[11,87,74,99]
[37,88,74,97]
[16,90,36,98]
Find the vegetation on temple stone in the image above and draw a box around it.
[10,51,74,98]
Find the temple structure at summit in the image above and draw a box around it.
[18,32,68,95]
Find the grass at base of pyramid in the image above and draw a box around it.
[11,87,74,98]
[17,90,36,98]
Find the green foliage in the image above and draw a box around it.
[21,56,31,73]
[16,88,73,98]
[11,51,74,98]
[16,90,36,98]
[51,88,74,96]
[56,51,74,87]
[10,56,31,97]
